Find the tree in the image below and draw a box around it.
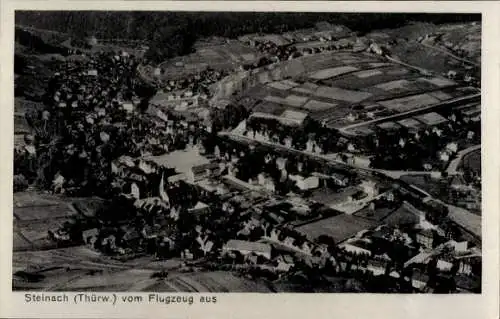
[426,257,439,288]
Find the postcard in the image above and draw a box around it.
[0,1,498,319]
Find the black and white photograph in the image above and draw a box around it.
[12,10,482,294]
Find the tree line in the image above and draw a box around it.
[16,12,481,64]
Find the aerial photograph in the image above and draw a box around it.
[13,12,481,293]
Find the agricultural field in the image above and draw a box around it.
[242,49,476,133]
[365,22,481,76]
[139,271,273,292]
[156,41,262,81]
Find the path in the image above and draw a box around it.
[446,144,481,175]
[385,55,432,75]
[418,41,479,67]
[377,170,441,180]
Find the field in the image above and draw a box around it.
[241,49,472,133]
[12,193,106,254]
[309,66,360,80]
[302,99,338,112]
[138,271,273,292]
[314,85,373,103]
[14,204,77,221]
[378,94,441,112]
[156,41,261,80]
[325,67,418,90]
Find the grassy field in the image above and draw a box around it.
[141,271,273,292]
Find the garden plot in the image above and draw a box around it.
[375,79,412,91]
[378,93,440,113]
[291,82,319,95]
[417,77,457,88]
[264,94,309,108]
[14,204,77,221]
[302,99,338,111]
[309,66,359,80]
[315,86,373,103]
[267,81,295,91]
[429,90,454,101]
[354,69,384,78]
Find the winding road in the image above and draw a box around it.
[446,144,481,175]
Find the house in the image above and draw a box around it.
[450,174,468,190]
[188,162,220,183]
[168,173,187,184]
[436,258,453,271]
[83,228,99,247]
[289,174,320,191]
[181,249,194,260]
[122,102,134,113]
[188,201,210,215]
[330,172,350,187]
[305,139,316,153]
[416,229,436,249]
[223,240,272,259]
[276,157,288,171]
[246,254,259,265]
[456,255,480,276]
[411,269,429,291]
[122,230,141,247]
[275,255,294,272]
[284,136,293,148]
[359,180,378,197]
[339,242,372,256]
[264,179,276,192]
[365,259,387,275]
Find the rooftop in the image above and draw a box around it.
[295,214,378,243]
[144,149,210,177]
[224,240,272,255]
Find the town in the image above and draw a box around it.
[13,12,481,293]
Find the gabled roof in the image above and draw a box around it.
[224,240,272,255]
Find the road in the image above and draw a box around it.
[339,93,481,133]
[385,55,432,75]
[444,203,481,239]
[219,131,373,173]
[418,41,480,67]
[219,130,432,184]
[221,130,480,237]
[446,144,481,175]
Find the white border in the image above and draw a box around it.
[1,2,498,319]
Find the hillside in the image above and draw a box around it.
[16,12,481,63]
